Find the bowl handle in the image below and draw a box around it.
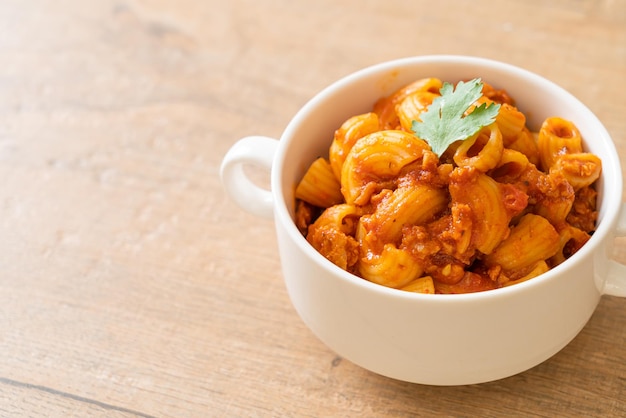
[604,203,626,296]
[220,136,278,220]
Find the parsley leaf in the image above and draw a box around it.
[411,78,501,157]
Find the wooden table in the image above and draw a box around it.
[1,0,624,416]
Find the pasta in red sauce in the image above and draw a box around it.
[294,78,601,294]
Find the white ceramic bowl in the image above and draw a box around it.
[221,56,626,385]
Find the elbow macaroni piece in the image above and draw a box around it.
[449,168,524,255]
[483,213,560,274]
[506,127,540,166]
[496,103,526,143]
[551,152,602,191]
[295,157,344,208]
[538,117,584,171]
[364,182,448,244]
[357,242,424,288]
[550,223,591,266]
[294,77,602,294]
[502,261,550,287]
[373,77,443,129]
[453,123,503,172]
[306,204,361,271]
[329,112,381,180]
[400,275,436,294]
[396,91,439,132]
[341,130,429,205]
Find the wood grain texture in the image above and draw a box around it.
[0,0,624,416]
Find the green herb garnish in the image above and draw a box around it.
[411,78,501,157]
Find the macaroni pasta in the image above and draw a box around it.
[295,77,602,294]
